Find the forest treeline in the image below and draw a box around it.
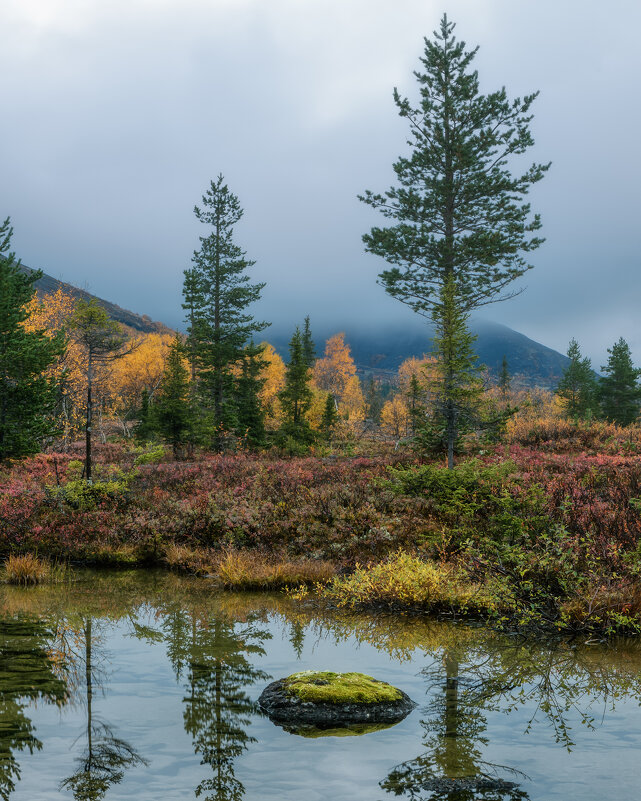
[1,209,641,469]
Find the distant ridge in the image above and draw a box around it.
[21,264,568,390]
[268,319,571,391]
[20,264,173,335]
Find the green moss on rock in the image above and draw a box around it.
[282,671,403,704]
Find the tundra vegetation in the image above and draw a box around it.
[2,18,641,638]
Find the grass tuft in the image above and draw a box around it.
[217,549,335,590]
[3,554,65,585]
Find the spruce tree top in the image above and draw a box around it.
[360,15,550,316]
[184,175,268,348]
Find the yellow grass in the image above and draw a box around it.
[314,551,487,613]
[3,554,56,585]
[216,549,336,590]
[163,544,216,576]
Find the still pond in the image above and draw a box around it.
[1,570,640,800]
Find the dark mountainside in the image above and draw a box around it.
[23,265,567,389]
[269,320,570,390]
[21,264,173,335]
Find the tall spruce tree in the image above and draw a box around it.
[360,15,548,466]
[320,392,340,442]
[406,373,427,435]
[278,326,314,446]
[183,175,268,451]
[599,338,641,426]
[0,217,64,460]
[555,339,597,421]
[302,315,315,368]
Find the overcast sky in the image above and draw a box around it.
[2,0,640,366]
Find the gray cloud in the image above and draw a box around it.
[2,0,639,369]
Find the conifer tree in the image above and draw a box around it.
[416,276,483,467]
[320,393,340,442]
[555,339,597,421]
[151,337,192,458]
[302,315,315,368]
[183,176,268,451]
[406,373,427,435]
[360,15,548,465]
[278,326,314,446]
[0,217,64,460]
[134,388,152,443]
[498,355,511,402]
[235,344,267,449]
[599,338,641,426]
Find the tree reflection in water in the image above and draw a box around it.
[0,618,69,800]
[378,623,641,801]
[381,646,530,800]
[162,604,271,801]
[3,577,641,801]
[59,617,147,800]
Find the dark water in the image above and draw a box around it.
[1,571,640,800]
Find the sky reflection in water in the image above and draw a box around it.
[1,570,641,801]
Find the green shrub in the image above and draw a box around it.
[48,476,133,511]
[384,459,549,549]
[133,445,166,466]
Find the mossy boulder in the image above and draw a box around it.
[258,670,415,731]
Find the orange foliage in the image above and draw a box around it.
[108,333,175,431]
[340,374,365,427]
[313,333,357,396]
[377,354,439,439]
[397,354,439,395]
[312,333,364,429]
[258,342,287,427]
[505,387,564,442]
[380,396,411,439]
[23,288,90,441]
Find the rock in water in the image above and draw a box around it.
[258,671,416,730]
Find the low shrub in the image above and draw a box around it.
[47,477,133,511]
[312,551,486,614]
[384,459,549,551]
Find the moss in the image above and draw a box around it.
[282,671,403,704]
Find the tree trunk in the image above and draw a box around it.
[85,349,93,482]
[85,617,93,765]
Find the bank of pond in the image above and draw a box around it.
[1,569,641,800]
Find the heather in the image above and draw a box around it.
[3,431,641,634]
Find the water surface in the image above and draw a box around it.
[1,570,640,800]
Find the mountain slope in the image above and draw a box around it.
[269,319,570,390]
[22,265,567,389]
[20,264,173,335]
